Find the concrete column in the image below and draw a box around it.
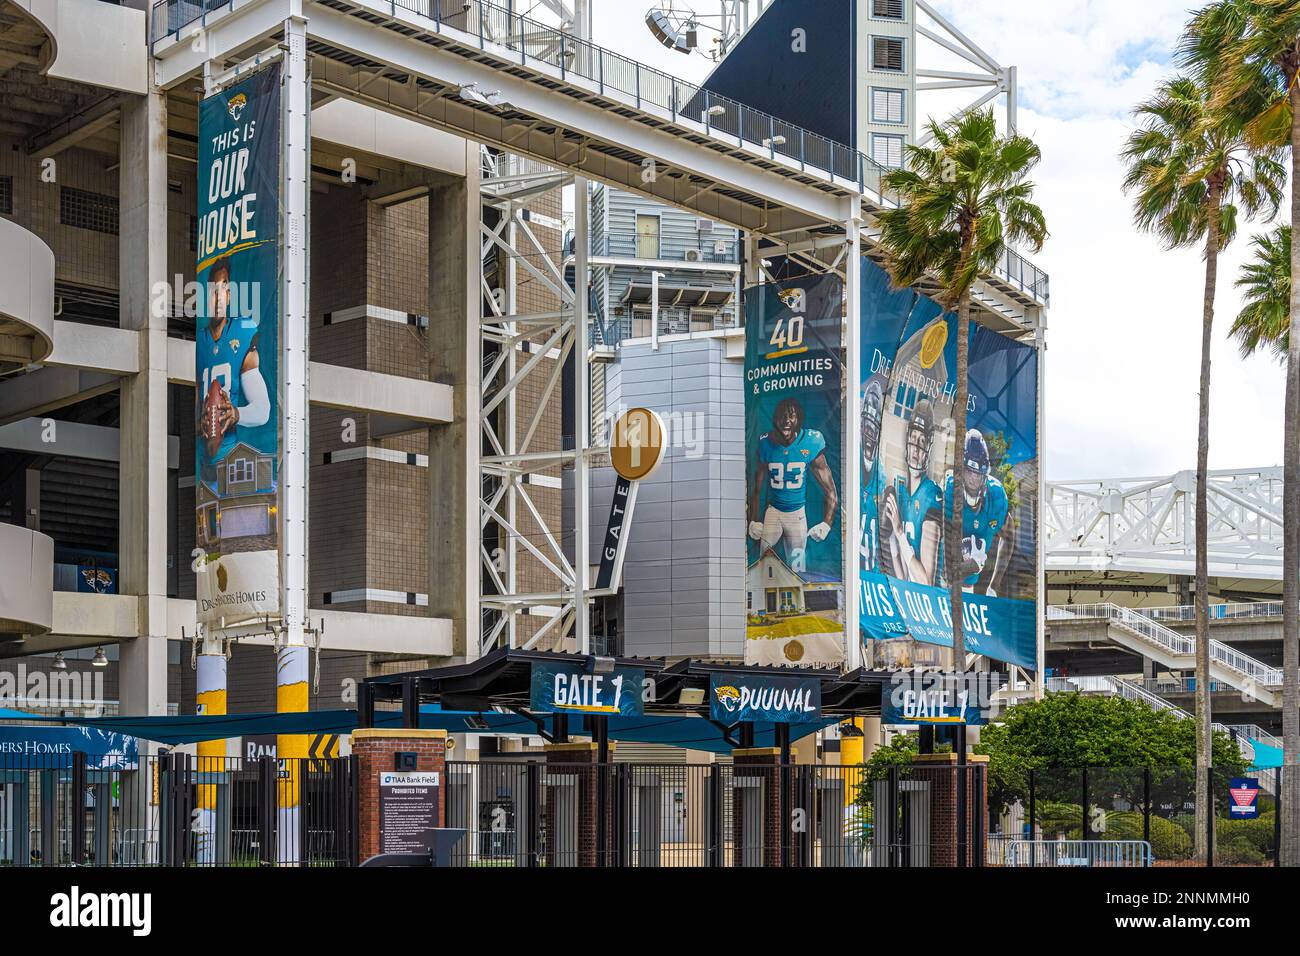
[117,84,169,864]
[428,145,482,659]
[118,86,170,716]
[9,467,39,531]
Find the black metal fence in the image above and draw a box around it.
[0,753,357,867]
[4,753,1275,867]
[985,766,1282,867]
[444,761,987,868]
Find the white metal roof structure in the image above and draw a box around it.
[1046,467,1285,582]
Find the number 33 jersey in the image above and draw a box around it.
[757,428,826,513]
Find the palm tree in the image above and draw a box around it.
[1183,0,1300,865]
[877,108,1048,664]
[1233,224,1292,358]
[1121,72,1285,860]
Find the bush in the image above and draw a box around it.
[1101,810,1193,861]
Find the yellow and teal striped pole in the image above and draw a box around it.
[195,629,227,865]
[276,642,309,863]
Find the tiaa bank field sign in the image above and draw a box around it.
[709,673,821,724]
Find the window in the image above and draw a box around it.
[871,88,905,125]
[0,176,11,216]
[871,134,905,169]
[872,36,905,72]
[635,213,661,259]
[227,459,254,484]
[872,0,904,18]
[60,187,119,234]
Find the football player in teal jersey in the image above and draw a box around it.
[943,429,1011,596]
[749,397,839,567]
[196,257,270,488]
[880,398,943,585]
[860,378,887,574]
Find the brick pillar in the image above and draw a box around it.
[909,753,988,867]
[732,747,783,868]
[543,742,616,867]
[352,728,447,863]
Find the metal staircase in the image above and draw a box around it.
[1048,603,1283,706]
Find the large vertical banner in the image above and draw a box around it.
[744,276,844,667]
[194,66,283,626]
[857,258,1038,670]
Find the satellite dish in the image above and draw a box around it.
[645,4,699,54]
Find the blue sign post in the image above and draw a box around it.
[709,673,821,724]
[529,662,645,717]
[1229,777,1261,819]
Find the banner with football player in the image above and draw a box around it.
[194,66,282,626]
[744,275,844,667]
[857,257,1038,671]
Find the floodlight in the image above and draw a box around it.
[646,6,699,54]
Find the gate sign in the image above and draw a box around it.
[709,673,821,724]
[529,661,645,717]
[881,672,996,726]
[1229,777,1260,819]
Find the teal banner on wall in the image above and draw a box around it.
[194,65,283,626]
[743,275,845,668]
[857,258,1038,671]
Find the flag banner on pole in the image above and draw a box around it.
[194,65,283,626]
[743,275,845,668]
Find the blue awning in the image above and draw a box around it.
[0,706,834,754]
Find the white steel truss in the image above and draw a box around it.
[1046,468,1285,580]
[914,0,1018,137]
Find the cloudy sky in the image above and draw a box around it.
[589,0,1289,480]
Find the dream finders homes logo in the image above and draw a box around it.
[49,887,151,936]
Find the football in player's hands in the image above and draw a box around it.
[201,385,232,440]
[808,522,832,542]
[748,521,764,541]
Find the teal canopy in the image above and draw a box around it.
[1247,737,1285,771]
[0,706,834,754]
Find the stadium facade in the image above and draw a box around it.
[0,0,1049,764]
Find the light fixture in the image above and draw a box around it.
[645,5,698,54]
[762,135,787,148]
[92,647,108,668]
[52,652,67,671]
[705,104,726,118]
[677,687,706,706]
[586,655,616,675]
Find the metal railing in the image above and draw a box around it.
[1004,839,1152,867]
[1149,601,1285,623]
[1049,603,1283,687]
[148,0,1049,305]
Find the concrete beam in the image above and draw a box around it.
[167,336,452,422]
[0,366,119,426]
[46,319,140,375]
[0,417,180,468]
[6,594,454,658]
[27,95,122,158]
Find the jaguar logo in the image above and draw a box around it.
[227,93,247,122]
